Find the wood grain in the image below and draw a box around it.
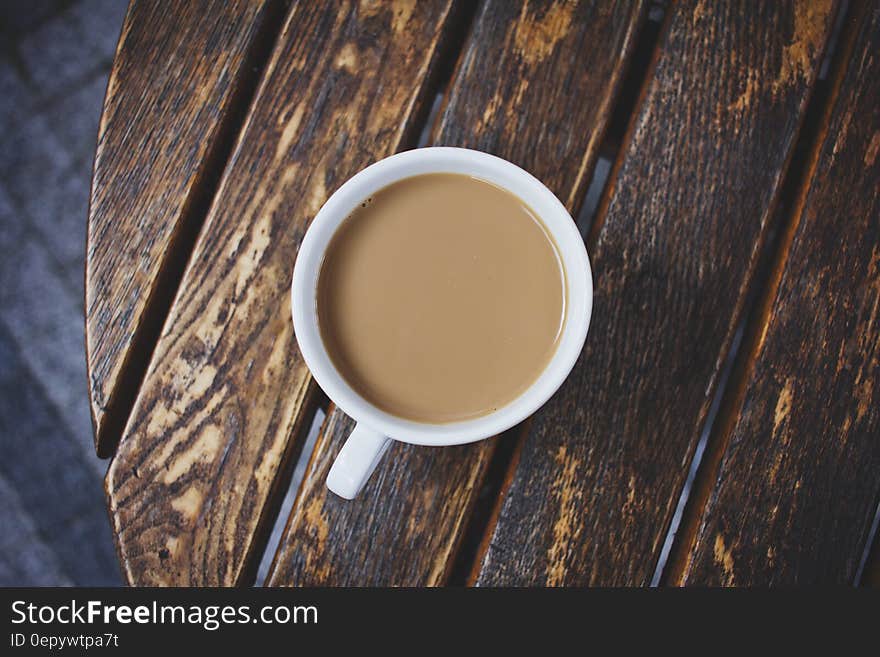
[86,0,286,456]
[674,3,880,585]
[104,1,459,586]
[267,0,647,587]
[474,0,838,586]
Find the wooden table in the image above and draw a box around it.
[86,0,880,586]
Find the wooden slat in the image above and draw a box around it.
[673,3,880,585]
[267,0,647,587]
[104,1,459,586]
[474,0,838,586]
[86,0,286,456]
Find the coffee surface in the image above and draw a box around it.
[317,173,565,423]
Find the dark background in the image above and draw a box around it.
[0,0,128,585]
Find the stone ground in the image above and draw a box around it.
[0,0,129,585]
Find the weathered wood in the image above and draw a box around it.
[267,0,647,587]
[474,0,837,586]
[104,1,459,586]
[673,3,880,585]
[86,0,286,456]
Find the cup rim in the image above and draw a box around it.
[291,147,592,446]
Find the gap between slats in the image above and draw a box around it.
[657,0,857,586]
[95,1,291,458]
[256,403,327,586]
[856,500,880,585]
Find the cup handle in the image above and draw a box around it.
[326,423,391,499]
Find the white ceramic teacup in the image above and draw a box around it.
[291,147,592,499]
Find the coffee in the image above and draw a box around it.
[316,173,565,423]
